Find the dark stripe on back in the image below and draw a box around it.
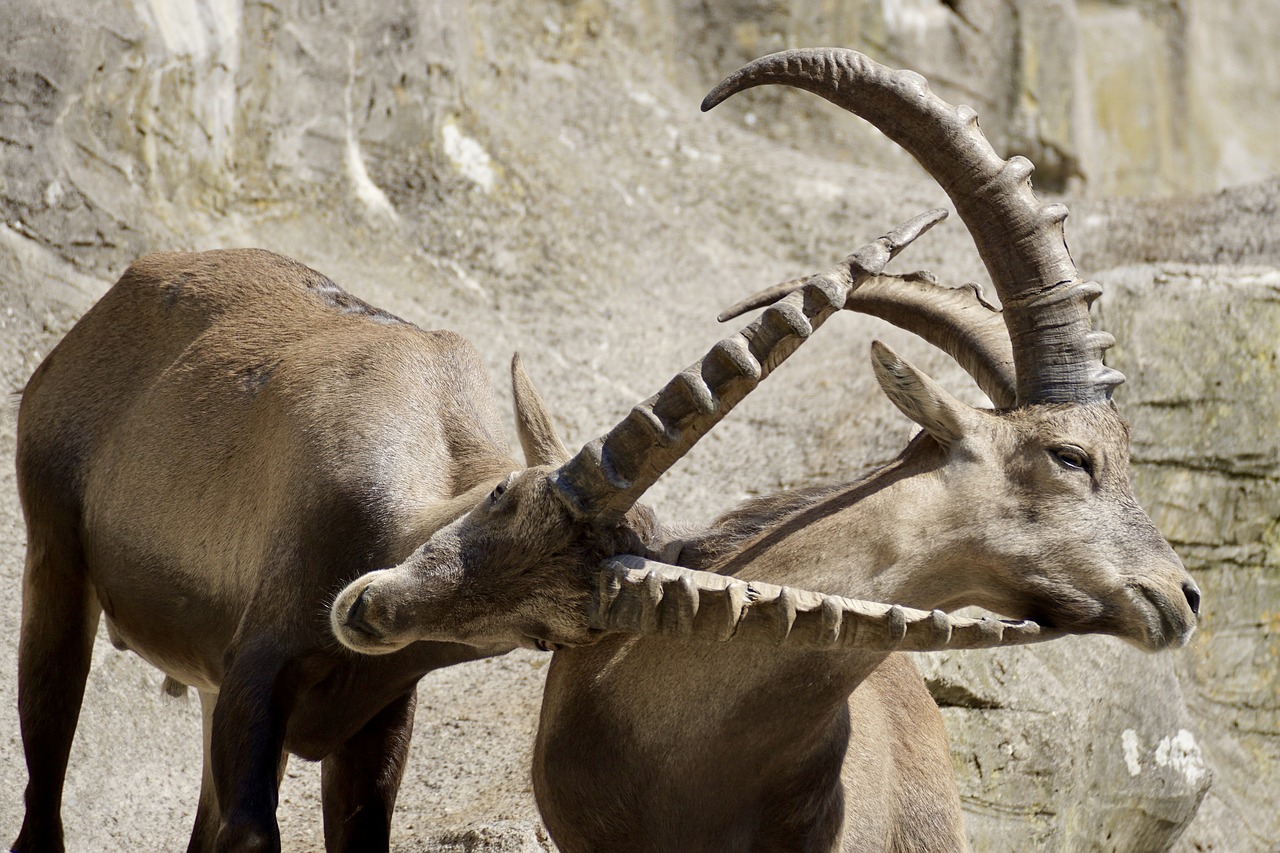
[302,268,406,326]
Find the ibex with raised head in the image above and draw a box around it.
[329,50,1201,851]
[13,197,962,849]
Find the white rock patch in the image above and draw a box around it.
[1122,728,1142,777]
[344,41,398,222]
[1155,729,1207,787]
[442,120,497,192]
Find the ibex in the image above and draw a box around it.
[328,50,1202,851]
[12,186,964,848]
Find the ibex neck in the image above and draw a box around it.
[692,435,970,611]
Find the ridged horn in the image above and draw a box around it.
[550,209,946,526]
[703,48,1124,406]
[591,556,1061,651]
[721,269,1016,409]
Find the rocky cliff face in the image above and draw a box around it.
[1104,266,1280,851]
[660,0,1280,197]
[1,1,1275,851]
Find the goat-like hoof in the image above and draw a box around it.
[215,821,279,853]
[13,820,67,853]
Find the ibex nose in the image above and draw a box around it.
[1181,580,1202,617]
[345,587,383,639]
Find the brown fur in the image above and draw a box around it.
[13,249,528,853]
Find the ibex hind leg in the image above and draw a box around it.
[13,532,101,853]
[188,691,223,853]
[320,689,417,852]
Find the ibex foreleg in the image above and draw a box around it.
[208,638,298,853]
[14,531,100,853]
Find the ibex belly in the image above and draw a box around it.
[76,370,296,692]
[80,497,263,693]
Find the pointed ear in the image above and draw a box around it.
[511,353,571,467]
[869,341,973,447]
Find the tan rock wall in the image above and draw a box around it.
[1102,265,1280,852]
[0,1,1276,850]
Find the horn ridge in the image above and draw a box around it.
[591,557,1063,651]
[715,207,949,323]
[719,270,1017,408]
[702,47,1123,405]
[552,212,941,526]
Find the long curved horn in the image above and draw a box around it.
[551,209,946,526]
[703,48,1123,406]
[592,557,1060,651]
[721,270,1016,409]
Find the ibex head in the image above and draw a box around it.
[328,463,648,654]
[330,357,656,653]
[866,342,1194,648]
[705,48,1198,650]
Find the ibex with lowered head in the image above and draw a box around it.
[329,50,1201,851]
[14,199,953,849]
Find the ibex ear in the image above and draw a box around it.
[512,353,571,467]
[870,341,972,447]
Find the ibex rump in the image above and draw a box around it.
[329,50,1201,851]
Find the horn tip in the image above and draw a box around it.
[702,83,736,112]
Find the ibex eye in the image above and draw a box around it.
[1051,446,1092,474]
[490,483,506,502]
